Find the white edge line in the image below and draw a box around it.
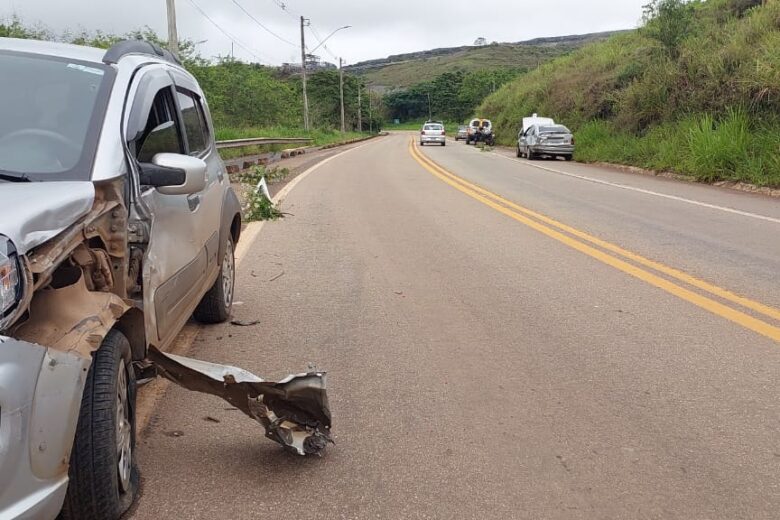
[475,148,780,225]
[235,137,382,266]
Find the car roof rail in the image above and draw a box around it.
[103,40,182,66]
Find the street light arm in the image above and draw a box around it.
[309,25,351,54]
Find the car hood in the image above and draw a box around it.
[0,182,95,254]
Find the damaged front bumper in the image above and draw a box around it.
[149,347,332,456]
[0,337,90,520]
[0,339,332,518]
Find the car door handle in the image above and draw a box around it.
[187,194,201,211]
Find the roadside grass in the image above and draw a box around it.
[239,165,290,222]
[479,0,780,187]
[573,111,780,185]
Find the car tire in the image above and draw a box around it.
[193,233,235,324]
[527,149,535,160]
[565,155,573,162]
[441,142,446,147]
[61,329,138,520]
[516,146,522,158]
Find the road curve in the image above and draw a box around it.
[130,132,780,520]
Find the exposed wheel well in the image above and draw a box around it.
[113,308,146,361]
[230,213,241,244]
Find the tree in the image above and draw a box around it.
[641,0,697,57]
[474,37,487,46]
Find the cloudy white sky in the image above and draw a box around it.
[3,0,648,65]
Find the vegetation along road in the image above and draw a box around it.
[131,133,780,519]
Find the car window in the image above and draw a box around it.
[136,88,184,163]
[424,124,443,131]
[540,125,570,133]
[0,52,114,181]
[176,90,209,156]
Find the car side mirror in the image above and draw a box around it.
[139,153,207,195]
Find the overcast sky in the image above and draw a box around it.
[3,0,648,65]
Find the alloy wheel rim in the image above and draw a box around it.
[116,359,132,493]
[222,239,235,308]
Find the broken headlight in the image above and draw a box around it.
[0,235,22,329]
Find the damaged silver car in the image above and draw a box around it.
[0,38,331,520]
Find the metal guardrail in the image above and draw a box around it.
[215,137,313,150]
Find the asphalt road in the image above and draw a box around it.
[130,133,780,519]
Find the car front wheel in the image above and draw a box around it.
[194,233,235,324]
[62,329,137,520]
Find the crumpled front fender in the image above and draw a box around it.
[148,347,332,456]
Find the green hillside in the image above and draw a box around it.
[348,32,620,89]
[479,0,780,187]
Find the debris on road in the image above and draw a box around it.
[269,270,286,282]
[230,318,261,327]
[149,347,332,456]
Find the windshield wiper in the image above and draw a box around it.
[0,170,32,182]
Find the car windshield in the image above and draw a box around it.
[540,125,570,134]
[0,52,114,181]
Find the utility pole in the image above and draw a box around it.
[427,92,432,121]
[339,58,346,133]
[357,82,362,132]
[368,85,373,134]
[165,0,179,58]
[300,16,310,131]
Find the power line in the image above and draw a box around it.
[308,24,339,61]
[184,0,271,64]
[268,0,299,19]
[230,0,298,48]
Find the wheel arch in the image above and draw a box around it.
[218,187,242,261]
[113,307,147,361]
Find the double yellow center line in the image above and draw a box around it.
[408,138,780,343]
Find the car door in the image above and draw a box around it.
[520,127,531,154]
[168,67,224,311]
[527,126,538,151]
[124,65,210,347]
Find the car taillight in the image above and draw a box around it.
[442,130,446,135]
[571,137,575,145]
[421,130,425,135]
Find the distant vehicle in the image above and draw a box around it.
[456,125,468,141]
[420,122,446,146]
[466,118,495,146]
[518,123,575,161]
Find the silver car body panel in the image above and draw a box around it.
[126,64,225,348]
[0,38,104,64]
[149,347,332,456]
[0,182,94,254]
[0,337,90,520]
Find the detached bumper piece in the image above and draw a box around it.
[148,347,332,456]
